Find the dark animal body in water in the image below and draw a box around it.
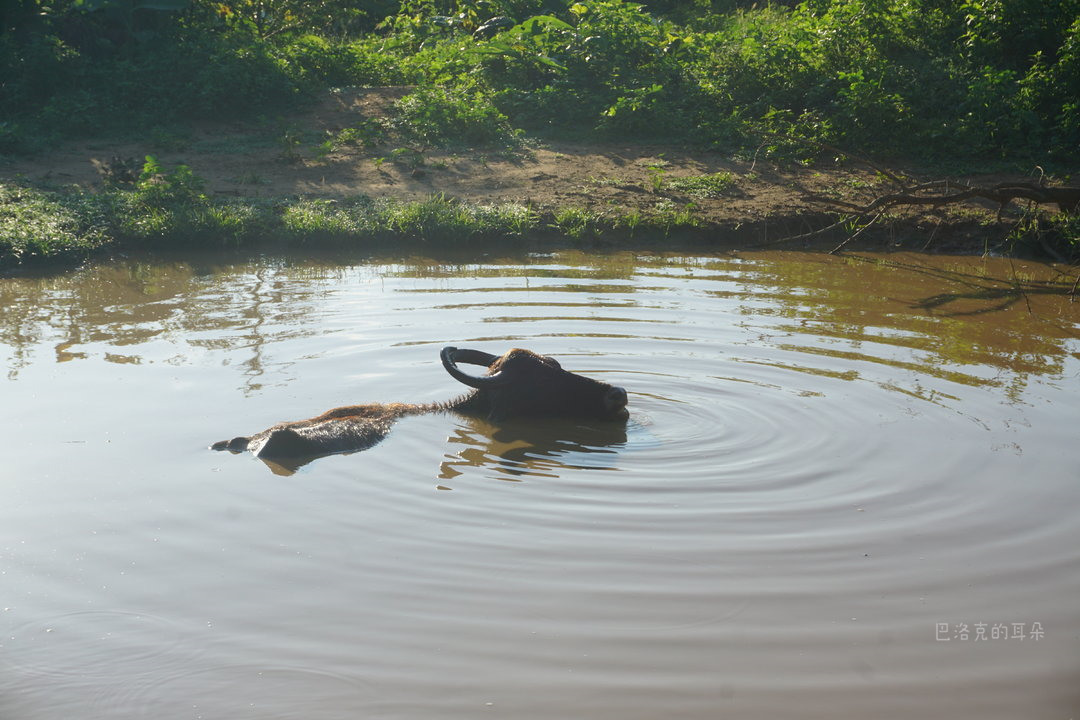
[211,347,629,462]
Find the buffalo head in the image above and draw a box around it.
[442,347,629,422]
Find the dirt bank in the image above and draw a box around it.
[1,87,1045,253]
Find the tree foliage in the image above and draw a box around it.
[1,0,1078,162]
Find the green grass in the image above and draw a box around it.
[2,170,1076,269]
[0,184,109,262]
[0,182,550,267]
[668,172,739,198]
[279,195,539,243]
[551,207,598,240]
[280,198,379,239]
[0,176,665,267]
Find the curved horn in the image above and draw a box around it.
[448,348,500,367]
[441,346,509,388]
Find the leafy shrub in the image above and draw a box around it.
[1009,208,1080,262]
[277,35,406,86]
[209,0,398,38]
[0,122,34,155]
[472,1,700,136]
[393,86,521,146]
[4,0,1080,163]
[132,156,206,208]
[692,0,1080,160]
[104,156,225,243]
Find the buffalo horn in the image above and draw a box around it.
[441,346,509,388]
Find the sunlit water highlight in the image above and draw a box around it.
[1,249,1078,719]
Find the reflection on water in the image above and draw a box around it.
[2,251,1076,395]
[244,413,629,478]
[1,259,347,392]
[1,248,1079,720]
[438,415,629,482]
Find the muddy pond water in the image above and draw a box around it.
[1,248,1078,719]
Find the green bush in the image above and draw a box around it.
[3,0,1080,162]
[277,35,406,86]
[393,86,521,146]
[471,1,701,136]
[105,156,243,244]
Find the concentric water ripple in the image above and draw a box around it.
[2,249,1078,720]
[109,665,374,720]
[1,611,187,681]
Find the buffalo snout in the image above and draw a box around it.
[604,385,629,419]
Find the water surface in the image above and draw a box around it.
[2,249,1078,719]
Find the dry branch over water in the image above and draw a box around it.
[795,177,1080,259]
[806,181,1080,216]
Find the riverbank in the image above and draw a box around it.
[2,88,1075,269]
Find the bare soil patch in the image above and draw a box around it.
[1,87,1033,251]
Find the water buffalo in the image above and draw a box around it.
[211,347,629,464]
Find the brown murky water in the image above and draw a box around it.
[1,249,1078,719]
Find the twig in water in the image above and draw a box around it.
[829,213,882,254]
[752,215,854,247]
[921,218,942,251]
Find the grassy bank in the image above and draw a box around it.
[0,178,713,268]
[3,174,1077,270]
[4,1,1078,268]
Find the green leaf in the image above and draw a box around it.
[535,54,566,70]
[136,0,189,10]
[518,15,574,34]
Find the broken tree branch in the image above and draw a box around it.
[810,181,1080,216]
